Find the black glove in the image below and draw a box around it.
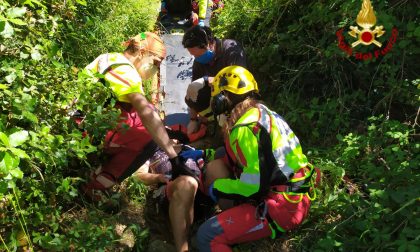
[169,156,198,180]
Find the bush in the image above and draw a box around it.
[0,0,159,250]
[302,117,419,251]
[213,0,419,250]
[61,0,159,66]
[213,0,419,146]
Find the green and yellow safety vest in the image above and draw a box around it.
[213,104,311,200]
[83,53,144,103]
[197,0,208,19]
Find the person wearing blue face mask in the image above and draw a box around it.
[182,25,248,142]
[194,49,215,64]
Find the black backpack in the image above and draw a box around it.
[165,0,192,18]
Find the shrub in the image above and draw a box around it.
[213,0,419,250]
[0,0,159,250]
[213,0,419,146]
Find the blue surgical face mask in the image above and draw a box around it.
[195,50,215,64]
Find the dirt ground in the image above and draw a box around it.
[100,187,296,252]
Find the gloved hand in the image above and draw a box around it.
[198,19,205,27]
[169,156,198,180]
[179,149,204,161]
[208,182,218,202]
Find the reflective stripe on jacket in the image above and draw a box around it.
[95,53,134,74]
[213,104,308,201]
[84,53,144,102]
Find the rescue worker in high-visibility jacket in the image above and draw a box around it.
[80,32,199,252]
[192,66,319,252]
[191,0,208,26]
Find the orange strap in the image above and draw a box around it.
[188,123,207,142]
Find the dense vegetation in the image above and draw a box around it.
[1,0,158,250]
[1,0,419,251]
[213,0,419,251]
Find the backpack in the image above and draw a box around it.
[165,0,192,18]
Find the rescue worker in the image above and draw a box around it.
[192,66,318,251]
[161,0,208,27]
[79,32,198,252]
[191,0,207,27]
[182,26,247,143]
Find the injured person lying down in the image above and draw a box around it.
[133,143,203,192]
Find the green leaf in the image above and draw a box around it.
[6,7,27,18]
[5,72,16,84]
[0,180,7,194]
[0,152,19,172]
[9,148,29,159]
[8,130,29,147]
[414,26,420,38]
[398,40,410,49]
[8,18,27,26]
[9,168,23,179]
[0,84,9,89]
[23,0,45,8]
[47,43,60,58]
[0,21,5,32]
[20,52,29,59]
[41,126,51,134]
[76,0,87,6]
[0,156,8,174]
[59,178,70,192]
[0,132,10,147]
[389,191,406,204]
[22,111,39,123]
[7,180,16,189]
[31,48,42,61]
[0,21,14,38]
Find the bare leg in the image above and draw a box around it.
[168,175,198,252]
[204,159,234,210]
[203,159,230,192]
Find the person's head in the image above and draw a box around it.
[185,77,211,115]
[210,66,260,130]
[182,26,215,64]
[123,32,166,80]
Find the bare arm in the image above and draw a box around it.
[136,173,168,185]
[127,92,177,158]
[133,163,168,185]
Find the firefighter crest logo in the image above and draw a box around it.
[348,0,385,47]
[336,0,398,61]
